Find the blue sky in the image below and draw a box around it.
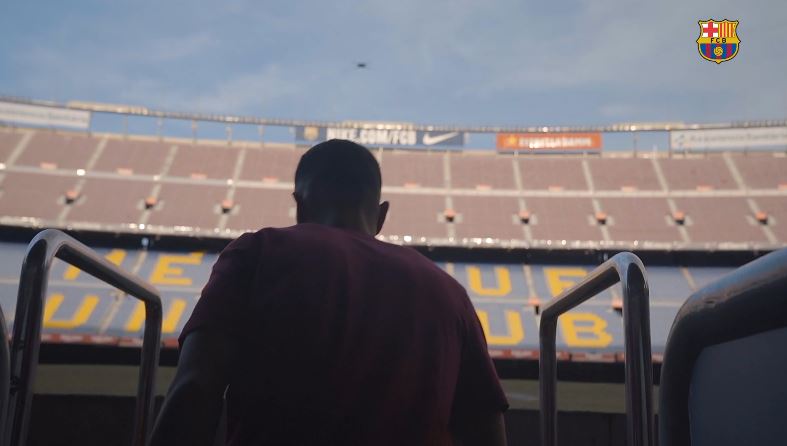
[1,0,786,129]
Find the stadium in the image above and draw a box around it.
[0,95,785,445]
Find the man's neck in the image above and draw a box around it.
[307,214,375,236]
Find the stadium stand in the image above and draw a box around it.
[146,183,228,230]
[66,178,153,226]
[731,152,787,189]
[0,172,78,221]
[225,187,295,231]
[525,197,603,242]
[451,195,523,240]
[380,192,448,239]
[0,241,728,354]
[92,138,172,176]
[165,143,240,180]
[597,197,681,243]
[14,132,98,170]
[238,146,301,183]
[0,129,22,163]
[688,266,735,290]
[646,266,695,301]
[1,120,786,446]
[449,152,517,190]
[657,155,738,190]
[1,128,786,250]
[518,157,588,190]
[672,197,770,244]
[586,157,661,191]
[379,149,445,188]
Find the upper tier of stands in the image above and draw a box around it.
[0,127,785,250]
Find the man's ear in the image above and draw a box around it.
[294,192,306,224]
[376,201,389,235]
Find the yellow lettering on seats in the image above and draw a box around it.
[559,313,613,348]
[476,310,524,346]
[467,266,512,297]
[149,253,203,286]
[44,294,100,329]
[125,299,187,333]
[64,250,126,280]
[544,267,588,297]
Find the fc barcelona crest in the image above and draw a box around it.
[697,19,740,64]
[303,126,320,141]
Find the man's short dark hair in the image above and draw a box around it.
[294,139,382,216]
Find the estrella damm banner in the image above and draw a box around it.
[496,132,602,152]
[697,19,740,64]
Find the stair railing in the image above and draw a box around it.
[4,229,162,446]
[539,252,654,446]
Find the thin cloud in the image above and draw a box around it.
[2,0,785,125]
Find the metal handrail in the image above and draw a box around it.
[658,248,787,445]
[539,252,654,446]
[5,229,162,446]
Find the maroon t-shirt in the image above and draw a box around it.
[180,223,508,445]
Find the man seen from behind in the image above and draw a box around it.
[150,139,508,446]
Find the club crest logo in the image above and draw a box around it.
[303,126,320,141]
[697,19,740,64]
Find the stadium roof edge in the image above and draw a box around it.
[3,95,787,134]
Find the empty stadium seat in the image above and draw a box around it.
[754,197,787,243]
[672,210,686,225]
[443,208,456,222]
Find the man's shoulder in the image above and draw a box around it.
[220,230,262,255]
[243,224,465,290]
[383,242,448,274]
[373,240,467,294]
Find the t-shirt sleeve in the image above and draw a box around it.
[451,294,509,421]
[178,232,259,348]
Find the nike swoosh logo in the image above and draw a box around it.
[422,132,459,146]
